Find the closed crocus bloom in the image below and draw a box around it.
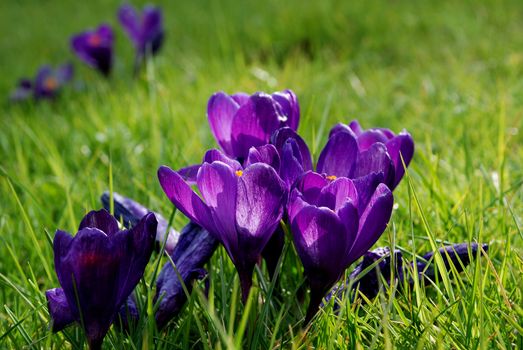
[118,4,164,61]
[71,24,114,76]
[330,120,415,189]
[288,171,393,322]
[158,149,288,301]
[45,209,157,350]
[207,90,300,159]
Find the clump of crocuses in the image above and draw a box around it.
[118,3,164,70]
[158,147,288,302]
[9,63,73,102]
[46,209,157,349]
[71,24,114,76]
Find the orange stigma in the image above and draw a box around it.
[88,33,102,46]
[235,170,243,177]
[43,77,58,91]
[326,175,337,181]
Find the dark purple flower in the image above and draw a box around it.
[288,171,393,322]
[154,223,218,329]
[207,90,300,159]
[100,191,179,254]
[9,63,73,102]
[158,149,288,301]
[46,209,157,349]
[325,243,488,306]
[118,4,164,60]
[71,24,114,76]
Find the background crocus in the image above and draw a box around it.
[71,24,114,76]
[207,90,300,159]
[288,171,393,322]
[118,3,164,69]
[46,209,157,349]
[158,149,288,301]
[9,63,73,102]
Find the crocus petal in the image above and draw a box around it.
[157,165,213,230]
[112,213,157,304]
[235,163,287,242]
[46,288,75,332]
[78,209,120,235]
[317,177,358,212]
[353,143,395,188]
[203,148,242,171]
[291,205,349,287]
[356,130,390,151]
[141,6,164,54]
[231,93,282,158]
[347,183,393,265]
[196,162,239,256]
[348,120,364,135]
[294,171,329,205]
[244,144,281,172]
[352,172,385,215]
[207,92,240,156]
[118,4,140,41]
[279,139,306,187]
[154,223,218,329]
[272,89,300,130]
[317,130,358,178]
[177,164,201,185]
[271,127,313,171]
[329,122,353,138]
[287,188,309,222]
[336,201,359,247]
[53,227,121,346]
[385,132,415,189]
[231,92,250,105]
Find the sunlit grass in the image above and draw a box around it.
[1,0,522,348]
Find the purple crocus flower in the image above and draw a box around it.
[271,121,414,190]
[9,63,73,102]
[46,209,157,349]
[71,24,114,76]
[329,120,415,189]
[207,90,300,159]
[287,171,393,322]
[118,4,164,64]
[158,148,288,301]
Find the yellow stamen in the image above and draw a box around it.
[88,34,102,46]
[43,77,58,91]
[235,170,243,177]
[326,175,337,181]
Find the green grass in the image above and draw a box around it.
[1,0,522,348]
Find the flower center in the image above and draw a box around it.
[44,77,58,91]
[88,33,102,46]
[326,175,337,181]
[235,170,243,177]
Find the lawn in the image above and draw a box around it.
[1,0,522,348]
